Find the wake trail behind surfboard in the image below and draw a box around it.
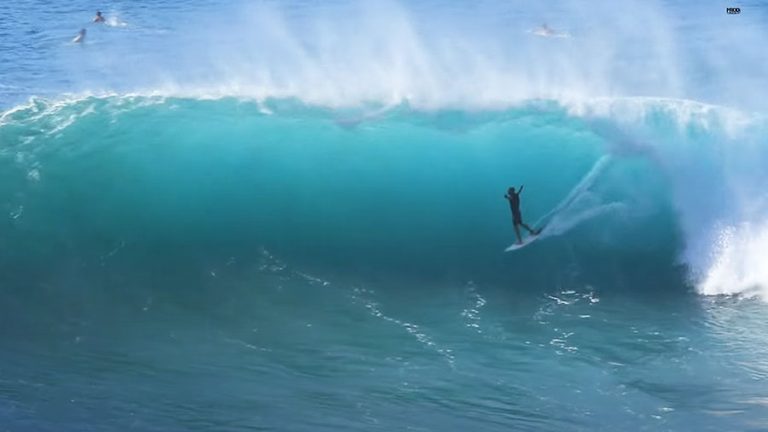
[505,156,622,252]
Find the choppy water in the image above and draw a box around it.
[2,1,768,431]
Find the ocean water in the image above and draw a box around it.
[2,1,768,431]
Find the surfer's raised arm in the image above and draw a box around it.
[518,185,525,194]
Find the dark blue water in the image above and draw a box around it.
[2,1,768,431]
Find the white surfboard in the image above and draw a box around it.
[505,234,541,252]
[505,228,545,252]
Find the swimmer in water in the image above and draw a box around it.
[532,23,569,38]
[533,23,556,37]
[93,11,105,23]
[73,28,86,43]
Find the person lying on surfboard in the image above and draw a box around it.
[504,185,540,245]
[72,28,86,43]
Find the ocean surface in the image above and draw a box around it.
[2,0,768,431]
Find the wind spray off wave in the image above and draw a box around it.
[41,0,768,111]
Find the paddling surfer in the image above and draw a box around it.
[73,28,86,43]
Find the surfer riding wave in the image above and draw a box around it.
[505,185,541,245]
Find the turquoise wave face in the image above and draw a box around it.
[2,95,767,298]
[1,96,686,288]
